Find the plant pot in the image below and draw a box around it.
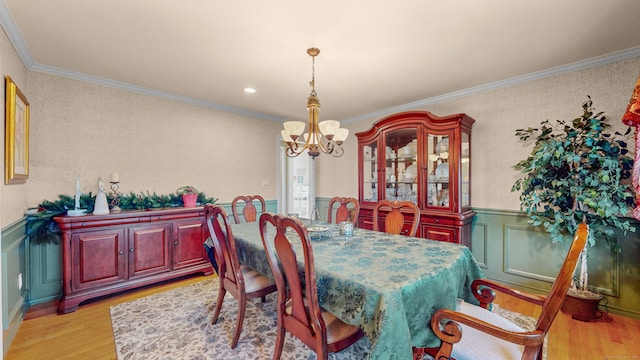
[182,193,198,208]
[561,291,603,322]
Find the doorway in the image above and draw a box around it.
[278,143,315,218]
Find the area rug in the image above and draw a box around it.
[110,278,543,360]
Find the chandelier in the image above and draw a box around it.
[281,48,348,158]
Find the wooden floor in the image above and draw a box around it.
[5,274,640,360]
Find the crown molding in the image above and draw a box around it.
[341,46,640,124]
[1,1,639,125]
[0,0,32,68]
[28,63,286,122]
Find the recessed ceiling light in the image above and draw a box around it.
[244,87,256,94]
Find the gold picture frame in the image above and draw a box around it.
[5,76,30,184]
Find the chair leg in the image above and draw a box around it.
[211,286,226,325]
[317,348,329,360]
[231,296,246,349]
[272,324,285,360]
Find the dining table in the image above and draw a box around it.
[230,220,484,360]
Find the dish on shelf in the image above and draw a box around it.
[407,139,417,155]
[404,164,417,180]
[435,162,449,181]
[436,137,449,153]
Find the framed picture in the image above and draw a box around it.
[5,76,30,184]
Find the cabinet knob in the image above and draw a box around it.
[435,219,439,223]
[174,241,179,246]
[129,248,134,252]
[119,250,124,255]
[81,222,87,226]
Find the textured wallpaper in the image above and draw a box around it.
[26,72,282,208]
[0,28,29,226]
[317,56,640,211]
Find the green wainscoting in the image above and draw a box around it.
[2,218,28,355]
[472,208,639,319]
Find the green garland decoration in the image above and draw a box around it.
[26,191,217,245]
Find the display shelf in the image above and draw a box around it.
[356,111,475,247]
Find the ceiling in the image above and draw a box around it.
[3,0,640,123]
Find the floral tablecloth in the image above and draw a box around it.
[230,221,484,360]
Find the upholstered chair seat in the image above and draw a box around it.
[451,300,528,360]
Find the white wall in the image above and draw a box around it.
[316,56,640,211]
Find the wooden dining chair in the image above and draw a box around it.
[327,197,360,226]
[414,223,589,360]
[204,204,277,349]
[231,195,266,224]
[372,199,420,236]
[258,213,365,360]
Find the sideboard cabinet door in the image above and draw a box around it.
[172,218,207,270]
[128,224,172,278]
[71,228,126,291]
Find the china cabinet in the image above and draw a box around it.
[356,111,475,247]
[54,207,213,314]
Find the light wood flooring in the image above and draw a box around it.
[5,274,640,360]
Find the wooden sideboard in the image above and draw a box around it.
[54,207,214,314]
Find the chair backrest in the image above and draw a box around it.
[204,204,245,293]
[327,197,360,226]
[259,213,329,352]
[535,223,589,332]
[372,200,420,236]
[231,195,266,224]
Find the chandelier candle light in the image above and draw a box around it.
[281,48,349,158]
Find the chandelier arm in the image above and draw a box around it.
[286,146,305,157]
[332,146,344,157]
[317,136,332,154]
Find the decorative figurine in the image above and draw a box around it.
[93,178,110,215]
[67,175,87,216]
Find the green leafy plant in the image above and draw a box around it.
[512,96,635,295]
[176,185,199,195]
[27,190,217,245]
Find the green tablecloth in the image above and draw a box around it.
[230,221,484,360]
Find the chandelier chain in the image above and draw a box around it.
[310,51,316,96]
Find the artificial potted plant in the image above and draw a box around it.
[512,96,635,321]
[177,185,200,208]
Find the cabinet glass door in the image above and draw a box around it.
[461,132,471,207]
[427,134,450,207]
[383,128,418,203]
[361,140,378,202]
